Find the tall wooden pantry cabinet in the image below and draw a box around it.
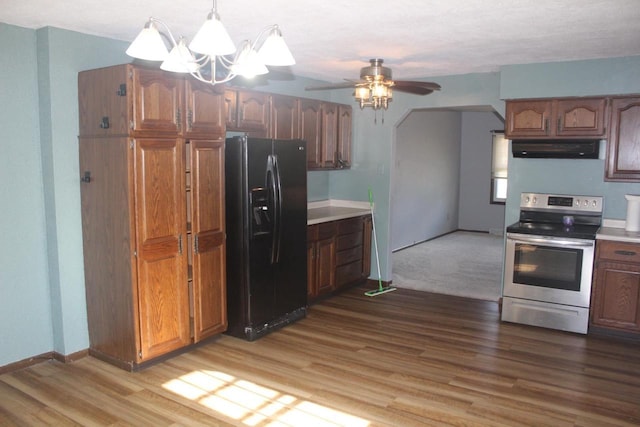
[78,64,227,370]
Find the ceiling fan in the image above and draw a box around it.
[305,58,441,110]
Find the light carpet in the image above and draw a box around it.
[392,231,503,301]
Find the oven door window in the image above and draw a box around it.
[513,243,583,291]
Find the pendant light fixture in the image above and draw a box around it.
[126,0,295,85]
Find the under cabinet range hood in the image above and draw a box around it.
[511,139,600,159]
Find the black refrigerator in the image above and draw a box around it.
[225,136,308,341]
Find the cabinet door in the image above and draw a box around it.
[556,98,607,137]
[133,138,190,361]
[224,89,237,129]
[78,65,130,137]
[236,90,270,135]
[131,68,182,134]
[307,241,317,299]
[271,94,300,139]
[337,105,352,168]
[300,99,323,169]
[184,81,225,136]
[316,237,336,296]
[592,261,640,332]
[321,102,339,168]
[505,100,553,138]
[190,139,227,341]
[606,97,640,181]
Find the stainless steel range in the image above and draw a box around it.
[502,192,603,334]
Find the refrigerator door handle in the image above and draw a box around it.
[273,154,283,263]
[266,154,281,264]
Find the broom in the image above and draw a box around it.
[365,188,396,297]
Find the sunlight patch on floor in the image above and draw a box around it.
[163,369,370,426]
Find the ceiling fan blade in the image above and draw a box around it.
[393,80,442,95]
[305,81,358,91]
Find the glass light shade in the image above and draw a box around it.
[126,22,169,61]
[372,83,389,98]
[161,39,197,73]
[354,86,370,100]
[258,27,295,66]
[189,14,236,56]
[231,43,269,78]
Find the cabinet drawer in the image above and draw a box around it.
[337,231,363,251]
[307,224,318,241]
[338,217,363,234]
[336,260,363,287]
[597,240,640,263]
[308,221,338,241]
[336,246,362,266]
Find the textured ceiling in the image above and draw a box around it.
[3,0,640,82]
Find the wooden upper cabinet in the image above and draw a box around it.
[184,80,225,136]
[337,105,353,168]
[321,102,339,168]
[131,67,183,134]
[606,97,640,181]
[505,100,552,138]
[300,99,323,168]
[226,89,269,136]
[270,94,300,139]
[556,98,607,137]
[505,98,606,139]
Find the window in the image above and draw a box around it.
[491,130,508,204]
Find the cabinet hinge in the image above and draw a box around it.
[117,83,127,96]
[129,140,134,149]
[194,235,199,254]
[178,234,183,255]
[129,120,134,130]
[138,351,142,358]
[133,250,137,257]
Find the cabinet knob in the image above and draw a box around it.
[81,171,91,183]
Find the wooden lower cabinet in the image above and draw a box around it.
[307,215,372,302]
[590,240,640,336]
[79,137,226,370]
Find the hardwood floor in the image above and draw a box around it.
[2,286,640,426]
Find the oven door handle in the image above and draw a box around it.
[508,235,594,248]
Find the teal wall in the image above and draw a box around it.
[0,24,53,364]
[1,20,639,366]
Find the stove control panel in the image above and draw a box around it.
[520,193,603,213]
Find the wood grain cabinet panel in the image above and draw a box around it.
[591,240,640,335]
[505,97,607,139]
[226,89,269,136]
[189,140,227,341]
[307,215,372,302]
[78,64,227,370]
[606,97,640,181]
[270,94,300,139]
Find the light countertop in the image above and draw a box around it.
[308,200,371,225]
[597,219,640,243]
